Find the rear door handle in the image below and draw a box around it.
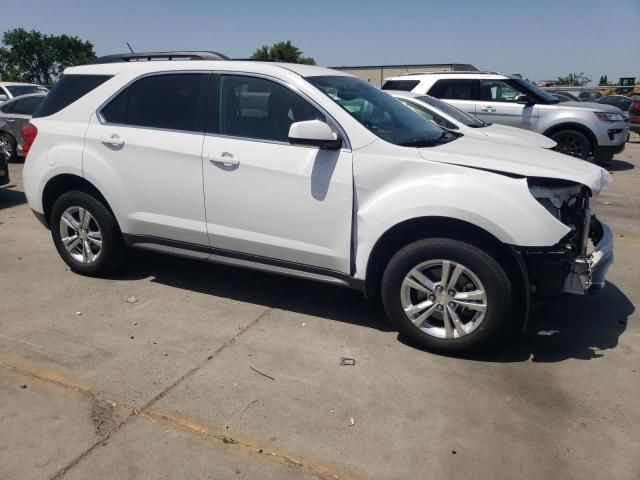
[100,134,125,146]
[480,107,496,112]
[209,153,239,167]
[5,119,15,123]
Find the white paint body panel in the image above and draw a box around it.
[22,61,613,285]
[201,135,353,272]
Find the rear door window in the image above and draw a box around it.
[427,79,475,100]
[33,75,112,118]
[101,73,208,132]
[381,80,420,91]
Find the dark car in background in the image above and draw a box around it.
[0,93,46,161]
[597,95,634,113]
[627,100,640,133]
[579,90,603,102]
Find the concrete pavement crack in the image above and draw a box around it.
[48,298,286,480]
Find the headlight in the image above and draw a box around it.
[595,112,624,122]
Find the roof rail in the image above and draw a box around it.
[91,51,229,64]
[399,70,501,76]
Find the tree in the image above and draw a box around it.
[555,72,591,87]
[0,28,96,84]
[251,41,315,65]
[599,74,609,86]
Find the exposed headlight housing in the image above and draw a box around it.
[595,112,624,122]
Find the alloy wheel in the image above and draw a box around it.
[400,259,487,339]
[58,206,103,264]
[554,133,587,158]
[0,136,12,160]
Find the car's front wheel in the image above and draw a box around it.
[550,129,591,159]
[50,191,125,276]
[381,238,513,354]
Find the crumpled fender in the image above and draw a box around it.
[352,141,570,279]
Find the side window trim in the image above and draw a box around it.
[97,70,211,135]
[205,71,351,151]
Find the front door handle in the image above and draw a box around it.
[5,119,15,123]
[480,106,496,112]
[209,153,239,167]
[100,134,125,146]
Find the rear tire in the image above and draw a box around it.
[50,191,125,276]
[381,238,513,354]
[550,129,591,159]
[0,133,16,163]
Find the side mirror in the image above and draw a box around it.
[288,120,342,150]
[516,94,534,105]
[0,94,8,102]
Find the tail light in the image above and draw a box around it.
[20,122,38,156]
[630,102,640,114]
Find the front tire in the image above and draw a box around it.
[381,239,513,354]
[550,129,591,159]
[50,191,125,276]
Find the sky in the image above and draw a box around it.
[1,0,639,85]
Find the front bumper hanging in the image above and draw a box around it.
[564,220,614,295]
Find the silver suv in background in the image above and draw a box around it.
[0,93,47,161]
[382,72,628,163]
[0,82,48,101]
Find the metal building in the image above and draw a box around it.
[331,63,478,87]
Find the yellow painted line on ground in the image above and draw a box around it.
[0,356,363,480]
[144,409,364,480]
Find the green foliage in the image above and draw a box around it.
[598,75,608,86]
[0,28,96,84]
[556,72,591,87]
[251,41,315,65]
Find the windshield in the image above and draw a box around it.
[307,75,448,147]
[415,95,485,127]
[5,85,48,97]
[511,79,559,104]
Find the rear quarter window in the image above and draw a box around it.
[33,74,112,118]
[381,80,420,91]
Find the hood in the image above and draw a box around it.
[480,123,557,149]
[552,101,621,113]
[419,137,612,195]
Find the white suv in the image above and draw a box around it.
[22,53,614,353]
[382,72,628,163]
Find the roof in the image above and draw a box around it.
[63,60,351,79]
[0,82,44,86]
[382,90,424,98]
[385,71,511,81]
[331,63,477,71]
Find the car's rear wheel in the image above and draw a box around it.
[0,133,16,162]
[50,191,125,276]
[550,130,591,159]
[381,238,512,354]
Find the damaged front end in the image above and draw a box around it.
[520,178,614,297]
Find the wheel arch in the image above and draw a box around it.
[543,122,597,152]
[363,216,529,329]
[41,174,116,229]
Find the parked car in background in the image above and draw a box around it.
[596,95,634,113]
[0,82,48,102]
[388,90,556,149]
[21,53,614,353]
[0,93,47,161]
[553,92,578,102]
[555,91,581,102]
[382,72,628,163]
[0,142,9,186]
[578,91,603,102]
[627,100,640,133]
